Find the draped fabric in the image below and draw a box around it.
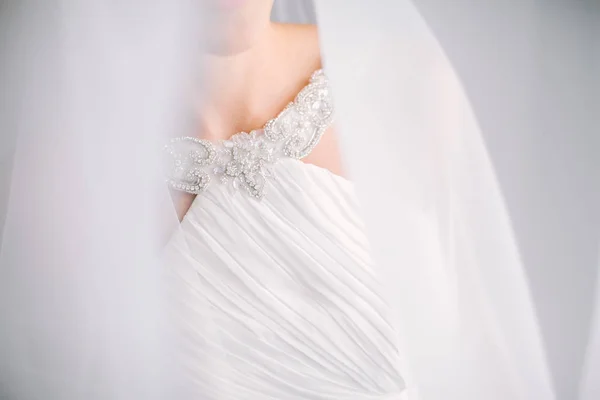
[316,2,548,398]
[314,1,599,399]
[409,5,600,397]
[1,1,599,399]
[0,2,200,398]
[165,158,408,399]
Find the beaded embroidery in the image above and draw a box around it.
[164,69,334,199]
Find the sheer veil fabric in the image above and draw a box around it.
[315,1,552,399]
[314,1,599,399]
[0,2,201,399]
[1,1,599,399]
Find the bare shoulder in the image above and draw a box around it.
[273,24,344,178]
[277,23,320,44]
[273,23,322,77]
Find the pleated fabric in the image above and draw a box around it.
[163,158,410,399]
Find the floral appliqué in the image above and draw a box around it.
[164,70,334,199]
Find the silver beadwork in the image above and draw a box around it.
[164,70,334,198]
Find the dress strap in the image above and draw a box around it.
[164,69,334,199]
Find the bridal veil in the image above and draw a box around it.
[1,1,598,399]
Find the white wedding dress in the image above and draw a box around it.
[162,70,409,399]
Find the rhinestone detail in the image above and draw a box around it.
[164,69,334,199]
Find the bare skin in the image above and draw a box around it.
[173,1,344,221]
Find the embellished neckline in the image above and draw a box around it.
[164,69,334,199]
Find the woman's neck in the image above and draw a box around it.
[197,22,282,140]
[195,23,320,142]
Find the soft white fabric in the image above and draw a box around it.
[1,2,598,399]
[159,66,410,399]
[315,1,556,399]
[164,159,409,399]
[0,2,198,399]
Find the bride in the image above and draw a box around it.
[163,0,408,398]
[3,1,597,399]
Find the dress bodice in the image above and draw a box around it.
[164,69,334,200]
[163,70,409,399]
